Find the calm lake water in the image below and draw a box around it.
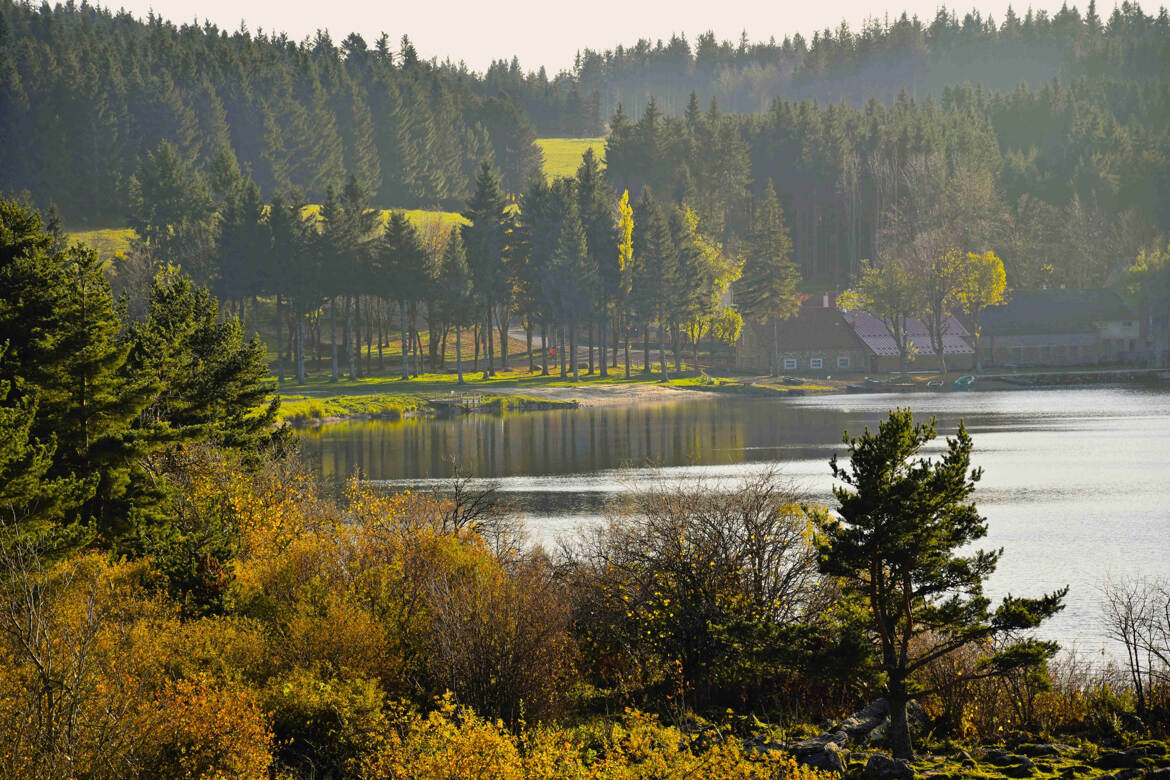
[300,386,1170,658]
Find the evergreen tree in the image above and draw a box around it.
[815,409,1067,760]
[461,163,510,377]
[734,183,800,375]
[437,228,474,383]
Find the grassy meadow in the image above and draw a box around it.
[536,137,606,180]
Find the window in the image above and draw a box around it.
[783,358,797,370]
[810,358,823,369]
[837,356,850,368]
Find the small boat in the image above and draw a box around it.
[846,384,870,393]
[954,375,975,388]
[926,379,944,389]
[864,376,883,385]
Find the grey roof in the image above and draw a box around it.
[981,290,1136,336]
[774,308,870,351]
[843,311,975,356]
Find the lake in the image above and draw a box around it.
[300,386,1170,658]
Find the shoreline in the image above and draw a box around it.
[278,368,1170,428]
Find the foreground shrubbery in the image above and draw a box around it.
[2,442,1167,779]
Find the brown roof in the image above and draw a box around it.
[775,308,870,352]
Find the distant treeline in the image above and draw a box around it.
[0,0,543,222]
[481,3,1170,131]
[603,76,1170,287]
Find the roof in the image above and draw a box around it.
[981,290,1136,336]
[843,311,975,356]
[773,308,870,352]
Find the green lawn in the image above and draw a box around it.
[536,138,606,181]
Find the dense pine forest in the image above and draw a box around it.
[0,0,544,222]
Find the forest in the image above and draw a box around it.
[0,0,544,221]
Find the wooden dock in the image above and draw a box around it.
[425,393,485,415]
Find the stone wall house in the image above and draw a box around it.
[979,290,1141,367]
[736,307,871,374]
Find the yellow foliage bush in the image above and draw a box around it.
[375,696,834,779]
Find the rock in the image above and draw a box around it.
[864,754,916,780]
[798,742,847,774]
[1100,751,1142,770]
[1003,765,1036,778]
[1145,769,1170,779]
[792,731,851,756]
[836,699,891,738]
[1020,743,1076,757]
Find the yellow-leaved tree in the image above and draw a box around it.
[955,250,1008,371]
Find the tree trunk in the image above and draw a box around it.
[599,311,608,377]
[659,323,668,380]
[497,306,509,371]
[485,306,495,377]
[587,324,594,374]
[526,320,534,373]
[888,685,914,760]
[330,297,339,382]
[455,323,464,384]
[400,300,409,380]
[473,322,479,372]
[570,324,579,380]
[643,322,651,374]
[276,295,286,383]
[296,310,306,384]
[540,321,549,376]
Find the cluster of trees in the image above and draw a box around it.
[603,78,1168,290]
[153,149,762,385]
[0,197,284,592]
[0,0,543,223]
[489,3,1170,131]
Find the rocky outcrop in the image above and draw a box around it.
[786,698,926,774]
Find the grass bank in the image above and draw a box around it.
[536,137,606,180]
[272,367,846,425]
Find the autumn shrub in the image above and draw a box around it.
[263,667,390,778]
[562,471,864,712]
[0,540,275,778]
[377,696,835,779]
[147,675,274,779]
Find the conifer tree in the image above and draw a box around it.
[735,182,800,375]
[815,409,1067,760]
[461,163,510,377]
[437,228,473,383]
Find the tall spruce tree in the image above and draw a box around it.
[735,182,800,375]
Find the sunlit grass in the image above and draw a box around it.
[66,227,136,260]
[536,138,606,181]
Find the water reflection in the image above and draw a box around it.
[301,387,1170,655]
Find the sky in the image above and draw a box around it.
[109,0,1078,73]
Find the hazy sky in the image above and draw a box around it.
[110,0,1076,72]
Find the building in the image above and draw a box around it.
[735,307,871,374]
[841,311,976,373]
[979,289,1140,367]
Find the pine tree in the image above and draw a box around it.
[437,228,473,383]
[734,182,800,375]
[461,163,510,377]
[815,409,1067,760]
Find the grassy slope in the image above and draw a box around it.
[536,138,606,181]
[65,208,467,262]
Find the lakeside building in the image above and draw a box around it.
[734,294,975,375]
[978,289,1140,367]
[735,306,871,374]
[841,310,976,373]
